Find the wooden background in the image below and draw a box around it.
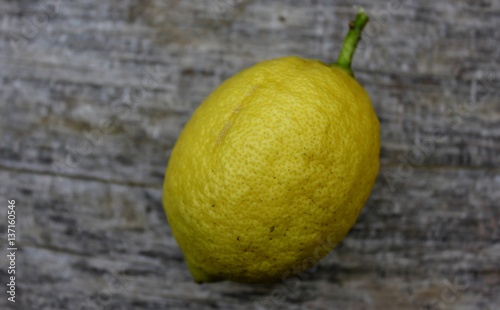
[0,0,499,309]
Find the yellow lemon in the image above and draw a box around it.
[163,12,379,283]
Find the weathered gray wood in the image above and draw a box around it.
[1,168,499,309]
[0,0,499,309]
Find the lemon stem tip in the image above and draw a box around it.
[333,10,369,75]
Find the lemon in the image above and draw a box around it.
[163,11,379,283]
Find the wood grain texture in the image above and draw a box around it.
[0,0,499,309]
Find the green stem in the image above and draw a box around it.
[333,9,369,76]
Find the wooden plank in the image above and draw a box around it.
[0,0,499,186]
[0,0,499,309]
[0,167,499,309]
